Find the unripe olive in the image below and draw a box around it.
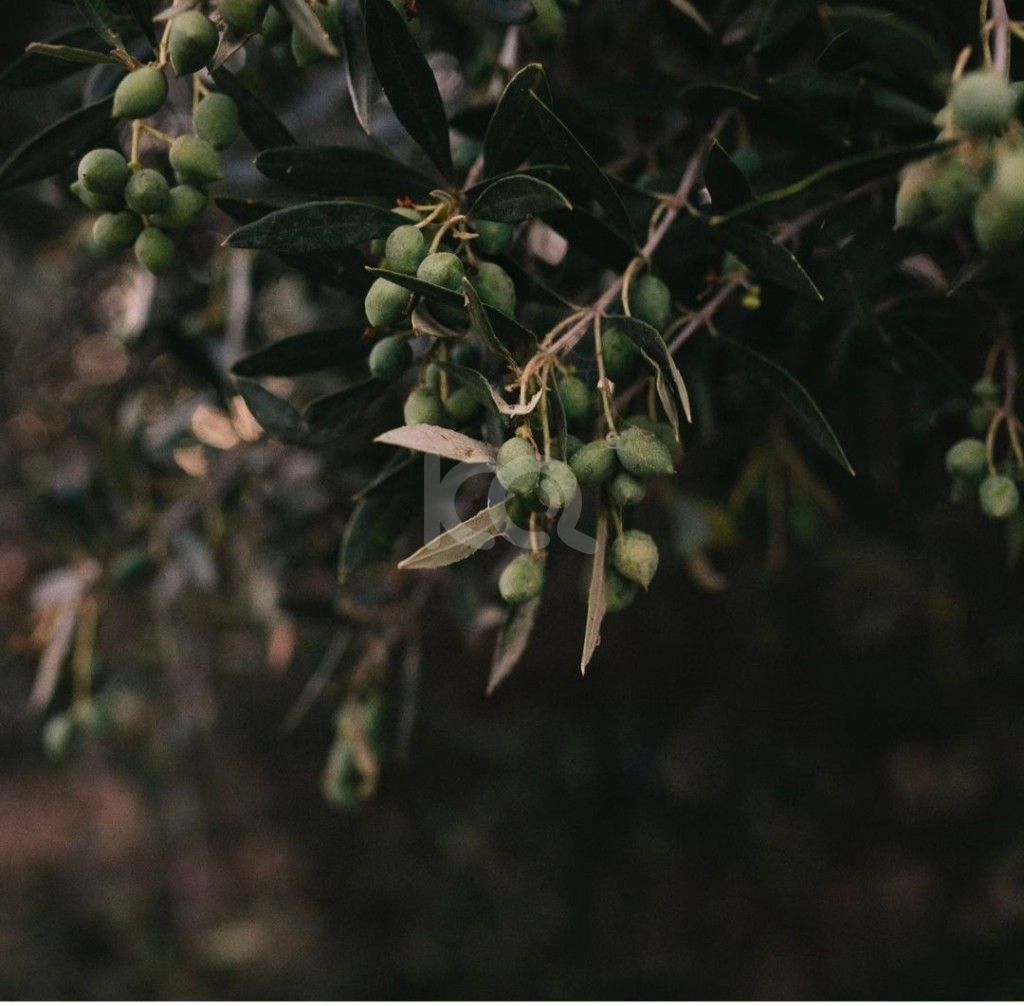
[151,184,207,230]
[385,224,427,275]
[169,135,223,186]
[974,378,1000,402]
[601,325,640,382]
[529,0,566,45]
[403,387,444,426]
[451,342,481,368]
[368,334,412,380]
[537,459,579,510]
[472,261,516,316]
[972,187,1024,251]
[894,159,939,230]
[70,179,122,211]
[194,93,240,150]
[614,426,675,477]
[112,65,168,120]
[475,219,514,256]
[445,387,481,425]
[611,529,659,588]
[124,168,170,214]
[322,740,361,808]
[219,0,271,34]
[968,401,998,433]
[43,713,80,763]
[92,210,142,254]
[950,70,1017,134]
[557,375,591,428]
[569,439,617,486]
[261,4,290,42]
[610,471,646,507]
[945,438,988,480]
[605,568,639,614]
[78,148,130,196]
[629,274,672,331]
[134,226,174,274]
[496,437,541,495]
[499,552,546,605]
[371,206,419,256]
[623,414,657,434]
[417,251,464,291]
[169,10,219,75]
[561,434,584,461]
[979,473,1019,519]
[364,277,409,328]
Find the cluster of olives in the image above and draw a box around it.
[74,7,243,273]
[945,379,1022,519]
[895,68,1024,250]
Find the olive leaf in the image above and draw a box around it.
[0,96,114,192]
[397,501,509,570]
[363,0,453,178]
[340,477,420,583]
[1,27,125,88]
[487,595,541,695]
[704,139,753,215]
[434,361,504,416]
[73,0,126,49]
[529,90,635,243]
[231,328,367,378]
[483,63,551,178]
[23,44,123,67]
[755,0,816,52]
[303,378,387,435]
[120,0,157,49]
[236,379,307,444]
[462,279,520,371]
[226,202,413,253]
[375,425,498,464]
[467,173,572,223]
[715,221,822,301]
[718,334,855,475]
[255,146,435,198]
[580,508,609,675]
[275,0,338,57]
[210,66,296,151]
[542,206,635,271]
[607,315,692,427]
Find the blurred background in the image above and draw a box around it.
[5,0,1024,999]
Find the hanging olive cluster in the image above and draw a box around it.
[895,68,1024,250]
[73,4,251,274]
[945,377,1022,519]
[363,202,680,616]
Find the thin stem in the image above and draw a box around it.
[592,315,618,435]
[992,0,1011,75]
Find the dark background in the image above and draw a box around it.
[5,1,1024,999]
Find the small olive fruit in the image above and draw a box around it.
[445,387,481,425]
[70,180,122,211]
[557,375,591,428]
[611,529,659,588]
[151,185,207,230]
[404,387,445,426]
[537,459,579,510]
[601,325,640,382]
[364,277,409,328]
[472,261,516,315]
[945,438,988,480]
[605,568,639,614]
[385,224,427,275]
[610,471,646,507]
[78,148,130,196]
[92,210,142,253]
[218,0,271,34]
[194,93,240,150]
[530,0,566,45]
[43,713,80,763]
[950,70,1017,134]
[134,226,174,274]
[112,65,168,120]
[972,188,1024,251]
[894,159,940,230]
[475,219,514,256]
[499,552,546,605]
[614,426,675,477]
[496,437,541,496]
[979,473,1019,519]
[630,274,672,331]
[124,168,170,215]
[368,334,412,380]
[169,135,222,186]
[569,440,618,487]
[417,251,464,291]
[169,10,219,75]
[371,206,419,256]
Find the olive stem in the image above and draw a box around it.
[592,314,618,435]
[991,0,1011,75]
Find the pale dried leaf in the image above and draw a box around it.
[398,502,508,570]
[580,508,609,674]
[376,425,498,464]
[487,595,541,695]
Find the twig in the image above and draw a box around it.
[992,0,1011,75]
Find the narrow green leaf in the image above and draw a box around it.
[255,145,435,198]
[0,96,114,192]
[462,278,519,370]
[468,173,571,223]
[542,206,634,271]
[227,201,412,253]
[231,328,367,377]
[0,27,122,88]
[716,221,822,301]
[435,361,502,415]
[487,594,541,694]
[340,478,419,582]
[704,140,753,215]
[339,0,373,134]
[236,379,306,444]
[73,0,125,49]
[276,0,338,56]
[607,315,692,427]
[398,501,508,570]
[120,0,156,49]
[483,63,551,178]
[210,66,296,151]
[529,90,634,243]
[719,335,855,475]
[24,43,122,66]
[580,509,608,675]
[303,378,386,434]
[363,0,452,178]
